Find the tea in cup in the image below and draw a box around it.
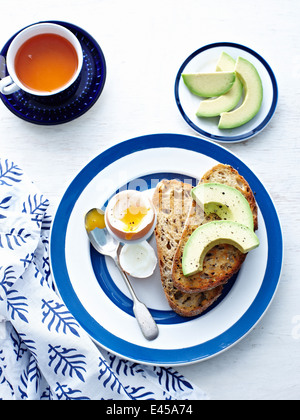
[0,23,83,96]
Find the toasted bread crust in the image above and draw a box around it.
[152,179,223,317]
[171,164,258,293]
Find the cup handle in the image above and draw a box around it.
[0,76,20,95]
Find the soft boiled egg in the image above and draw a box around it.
[119,241,157,278]
[105,190,156,243]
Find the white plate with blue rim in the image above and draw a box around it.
[174,42,278,143]
[50,133,283,366]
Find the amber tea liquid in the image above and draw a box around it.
[14,33,78,93]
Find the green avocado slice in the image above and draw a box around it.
[182,220,259,277]
[218,57,263,129]
[182,71,236,98]
[196,52,243,117]
[191,182,254,230]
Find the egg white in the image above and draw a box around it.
[119,241,157,278]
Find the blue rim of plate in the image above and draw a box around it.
[174,42,278,143]
[0,21,106,125]
[50,133,283,366]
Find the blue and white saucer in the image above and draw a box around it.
[175,42,278,143]
[0,21,106,125]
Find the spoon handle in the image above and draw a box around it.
[132,299,159,341]
[114,259,159,341]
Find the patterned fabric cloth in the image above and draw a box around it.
[0,158,206,400]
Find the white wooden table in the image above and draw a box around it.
[1,0,299,400]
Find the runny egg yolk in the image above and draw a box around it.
[105,190,156,242]
[120,205,150,233]
[85,209,106,232]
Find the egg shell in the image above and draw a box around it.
[119,241,157,278]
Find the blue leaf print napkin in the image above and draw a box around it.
[0,158,207,401]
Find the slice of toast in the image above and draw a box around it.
[152,179,223,317]
[171,164,258,293]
